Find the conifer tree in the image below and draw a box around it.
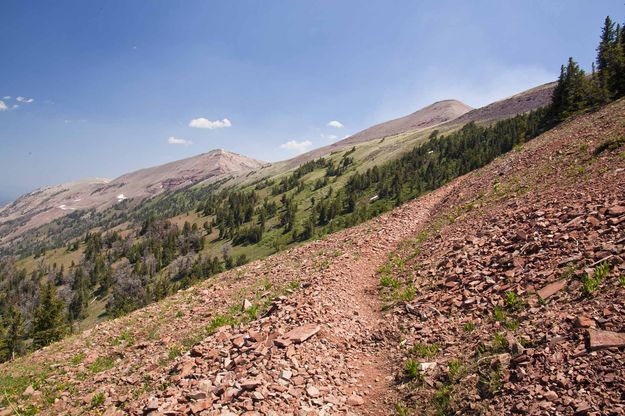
[596,16,622,96]
[0,306,25,361]
[31,281,66,349]
[551,58,592,119]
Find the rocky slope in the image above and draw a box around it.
[382,98,625,415]
[2,100,623,415]
[452,81,556,125]
[0,149,265,244]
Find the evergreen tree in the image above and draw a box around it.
[616,19,625,96]
[0,306,25,361]
[596,16,618,95]
[551,58,592,120]
[31,281,66,349]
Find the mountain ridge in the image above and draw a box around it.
[0,149,265,243]
[0,82,555,248]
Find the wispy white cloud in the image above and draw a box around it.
[280,139,313,154]
[189,117,232,129]
[167,136,193,146]
[327,120,344,128]
[321,133,338,141]
[0,101,7,111]
[2,96,10,100]
[16,96,34,104]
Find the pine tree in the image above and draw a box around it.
[597,16,616,74]
[551,58,591,120]
[0,306,25,361]
[31,281,66,349]
[616,19,625,96]
[596,15,623,97]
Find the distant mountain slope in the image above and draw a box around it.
[281,99,472,170]
[452,81,556,125]
[342,99,473,145]
[0,149,265,243]
[0,83,555,246]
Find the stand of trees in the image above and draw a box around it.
[552,16,625,120]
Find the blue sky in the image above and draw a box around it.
[0,1,622,203]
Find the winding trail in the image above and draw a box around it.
[128,182,456,415]
[3,173,456,416]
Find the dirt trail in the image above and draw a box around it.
[2,169,454,416]
[128,183,455,415]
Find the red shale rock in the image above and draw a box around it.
[536,279,567,300]
[587,329,625,351]
[284,324,321,344]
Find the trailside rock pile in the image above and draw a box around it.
[387,100,625,415]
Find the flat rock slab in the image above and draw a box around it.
[537,279,567,300]
[285,324,321,343]
[587,329,625,350]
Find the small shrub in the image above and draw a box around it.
[395,402,409,416]
[560,265,576,280]
[148,326,159,340]
[462,322,475,333]
[432,385,451,415]
[287,280,301,291]
[594,261,610,281]
[619,276,625,287]
[91,392,105,407]
[504,292,524,311]
[491,332,508,353]
[380,275,400,289]
[594,135,625,155]
[448,359,465,381]
[582,274,600,296]
[505,319,520,331]
[401,285,416,302]
[117,330,135,346]
[207,314,234,334]
[580,261,609,297]
[70,352,85,365]
[88,356,114,373]
[404,359,420,380]
[492,306,507,322]
[244,303,260,321]
[168,344,182,360]
[411,342,439,358]
[478,368,503,398]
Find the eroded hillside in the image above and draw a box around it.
[382,99,625,415]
